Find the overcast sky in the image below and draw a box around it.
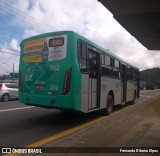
[0,0,160,74]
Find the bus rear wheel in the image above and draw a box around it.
[102,95,113,115]
[131,92,136,104]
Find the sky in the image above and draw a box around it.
[0,0,160,75]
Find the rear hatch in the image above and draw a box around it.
[20,34,68,96]
[23,63,62,96]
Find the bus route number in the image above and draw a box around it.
[50,65,60,71]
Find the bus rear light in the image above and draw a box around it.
[19,72,22,91]
[62,68,72,95]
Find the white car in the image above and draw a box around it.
[0,83,18,102]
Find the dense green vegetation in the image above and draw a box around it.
[141,68,160,89]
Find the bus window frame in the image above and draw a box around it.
[104,54,111,66]
[114,59,120,69]
[77,40,88,74]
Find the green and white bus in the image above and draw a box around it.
[19,31,140,115]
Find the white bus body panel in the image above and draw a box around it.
[89,78,97,109]
[126,81,136,102]
[81,74,89,113]
[81,76,137,113]
[100,77,122,109]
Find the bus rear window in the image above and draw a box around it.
[49,38,64,47]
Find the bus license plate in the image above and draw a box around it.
[35,84,45,90]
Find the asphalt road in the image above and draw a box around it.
[0,89,160,148]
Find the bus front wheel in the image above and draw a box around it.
[102,95,113,115]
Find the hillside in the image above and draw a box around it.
[140,68,160,88]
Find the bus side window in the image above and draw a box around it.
[78,41,87,73]
[102,54,113,77]
[127,66,137,81]
[105,55,111,66]
[113,59,121,79]
[101,54,105,65]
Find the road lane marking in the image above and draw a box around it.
[27,116,109,147]
[4,94,160,156]
[5,114,111,156]
[0,106,34,112]
[23,97,160,148]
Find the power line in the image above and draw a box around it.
[0,45,20,56]
[0,7,50,32]
[0,1,63,58]
[0,45,19,53]
[0,1,59,32]
[0,34,21,43]
[1,1,53,31]
[0,45,20,74]
[0,50,19,56]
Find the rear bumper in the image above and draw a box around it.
[18,92,78,110]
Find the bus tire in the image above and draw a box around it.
[131,92,136,104]
[101,95,113,115]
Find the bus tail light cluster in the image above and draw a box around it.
[62,68,72,95]
[19,72,23,91]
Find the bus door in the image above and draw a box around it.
[122,64,127,102]
[88,49,100,110]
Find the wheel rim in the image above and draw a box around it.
[3,94,9,101]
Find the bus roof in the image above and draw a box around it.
[21,30,139,70]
